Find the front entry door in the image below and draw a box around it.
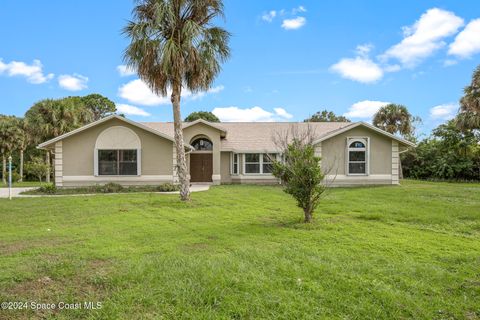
[190,153,213,182]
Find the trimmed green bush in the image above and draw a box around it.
[156,183,179,192]
[101,183,124,193]
[38,183,57,194]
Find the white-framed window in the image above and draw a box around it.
[232,153,239,175]
[98,149,139,176]
[191,137,213,151]
[94,126,141,176]
[262,154,275,174]
[347,138,368,175]
[244,153,277,174]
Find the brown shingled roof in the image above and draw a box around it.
[141,121,352,152]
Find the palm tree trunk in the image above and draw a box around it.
[399,156,403,180]
[46,150,51,183]
[171,82,190,201]
[19,149,24,182]
[2,154,5,185]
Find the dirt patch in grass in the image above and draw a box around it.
[5,257,113,297]
[0,237,73,255]
[181,242,211,253]
[2,258,113,319]
[356,213,384,221]
[0,242,30,255]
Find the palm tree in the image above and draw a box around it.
[0,116,19,185]
[0,115,8,184]
[372,104,414,137]
[25,99,92,183]
[123,0,231,201]
[17,118,30,182]
[373,104,415,179]
[457,64,480,131]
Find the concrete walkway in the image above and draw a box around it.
[0,184,210,199]
[0,187,37,198]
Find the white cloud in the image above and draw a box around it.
[0,59,54,84]
[116,65,136,77]
[356,44,373,57]
[209,85,224,93]
[443,59,458,66]
[274,107,293,119]
[116,103,151,117]
[262,10,277,22]
[292,6,306,14]
[180,85,224,101]
[381,8,464,67]
[281,17,306,30]
[383,64,402,72]
[119,79,170,105]
[429,103,458,120]
[212,106,293,122]
[344,100,390,119]
[330,57,383,83]
[118,79,224,106]
[58,74,89,91]
[448,19,480,58]
[0,60,6,73]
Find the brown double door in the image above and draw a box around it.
[190,153,213,182]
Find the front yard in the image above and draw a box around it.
[0,181,479,319]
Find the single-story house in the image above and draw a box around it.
[38,114,415,187]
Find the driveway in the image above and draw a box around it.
[0,187,37,198]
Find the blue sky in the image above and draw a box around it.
[1,1,480,135]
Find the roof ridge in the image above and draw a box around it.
[140,121,353,124]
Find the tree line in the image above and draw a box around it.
[0,94,116,184]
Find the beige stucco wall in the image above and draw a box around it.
[62,118,173,182]
[320,126,392,178]
[220,152,232,183]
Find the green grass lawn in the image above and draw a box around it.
[0,180,479,319]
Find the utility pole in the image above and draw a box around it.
[8,156,12,200]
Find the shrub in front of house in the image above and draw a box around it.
[38,183,57,194]
[156,183,179,192]
[100,183,124,193]
[23,182,180,195]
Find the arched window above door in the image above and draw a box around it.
[191,137,213,151]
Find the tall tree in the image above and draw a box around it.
[373,104,416,179]
[123,0,231,200]
[184,111,220,122]
[81,94,117,120]
[305,110,350,122]
[372,104,414,137]
[16,118,28,182]
[457,64,480,131]
[0,116,20,184]
[25,99,93,182]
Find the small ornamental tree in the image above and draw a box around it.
[272,128,326,223]
[24,157,49,182]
